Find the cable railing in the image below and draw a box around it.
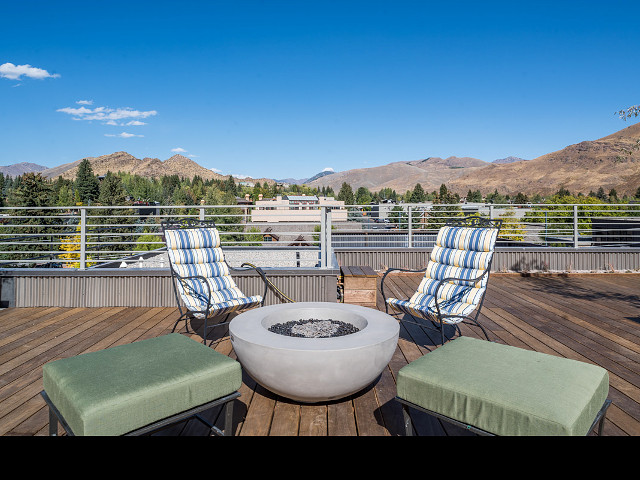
[0,202,638,268]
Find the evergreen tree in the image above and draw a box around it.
[98,171,127,206]
[410,183,426,203]
[75,159,100,204]
[355,186,372,205]
[9,172,53,207]
[2,173,60,263]
[337,182,355,205]
[56,185,74,206]
[224,175,237,196]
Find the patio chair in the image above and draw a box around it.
[381,215,502,345]
[162,219,269,345]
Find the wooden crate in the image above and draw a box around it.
[341,265,378,308]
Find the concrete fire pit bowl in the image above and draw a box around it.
[229,302,399,403]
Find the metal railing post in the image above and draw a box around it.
[320,206,327,268]
[80,207,87,270]
[573,205,579,248]
[407,206,412,248]
[325,207,332,268]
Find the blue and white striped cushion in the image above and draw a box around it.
[387,225,497,323]
[436,226,498,252]
[165,227,262,314]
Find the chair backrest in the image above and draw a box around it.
[163,223,245,311]
[411,216,501,308]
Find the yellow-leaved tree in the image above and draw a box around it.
[59,225,94,268]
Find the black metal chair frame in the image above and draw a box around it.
[161,219,269,345]
[381,215,502,345]
[41,389,240,436]
[397,396,612,436]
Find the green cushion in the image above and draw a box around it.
[42,333,242,436]
[397,337,609,436]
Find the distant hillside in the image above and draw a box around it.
[449,122,640,196]
[276,170,336,185]
[306,156,487,194]
[39,151,277,186]
[0,162,47,177]
[304,170,336,184]
[492,156,528,164]
[40,152,228,181]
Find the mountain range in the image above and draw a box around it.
[2,122,639,196]
[448,122,640,196]
[0,162,47,177]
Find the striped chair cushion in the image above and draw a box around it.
[165,227,262,315]
[436,226,498,252]
[387,297,477,324]
[387,225,498,324]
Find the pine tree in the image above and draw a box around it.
[224,176,237,196]
[98,171,126,206]
[337,182,354,205]
[410,183,426,203]
[75,159,100,204]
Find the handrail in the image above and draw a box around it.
[0,202,638,268]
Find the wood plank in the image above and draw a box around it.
[327,400,358,436]
[299,405,327,436]
[2,272,640,436]
[269,401,300,436]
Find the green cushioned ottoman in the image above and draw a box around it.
[396,337,611,436]
[41,333,242,436]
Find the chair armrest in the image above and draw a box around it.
[380,266,427,313]
[172,270,213,314]
[432,269,489,314]
[227,262,269,305]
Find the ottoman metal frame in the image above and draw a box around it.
[41,390,240,436]
[397,396,612,436]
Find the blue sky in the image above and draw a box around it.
[1,0,639,180]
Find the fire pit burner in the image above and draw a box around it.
[268,319,360,338]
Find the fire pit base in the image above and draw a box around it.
[229,302,400,403]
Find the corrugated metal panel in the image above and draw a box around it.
[13,270,338,307]
[335,248,640,272]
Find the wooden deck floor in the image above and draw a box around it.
[1,273,639,436]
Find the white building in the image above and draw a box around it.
[251,195,347,222]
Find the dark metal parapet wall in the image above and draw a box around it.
[0,267,339,308]
[334,247,640,273]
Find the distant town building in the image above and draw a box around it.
[251,194,347,222]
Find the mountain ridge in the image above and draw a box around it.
[7,121,640,197]
[449,122,640,196]
[0,162,47,177]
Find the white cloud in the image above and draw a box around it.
[57,105,158,123]
[211,168,222,174]
[322,167,334,172]
[126,120,146,126]
[231,174,249,179]
[104,132,143,138]
[0,62,60,80]
[76,100,93,105]
[171,147,187,153]
[188,154,199,158]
